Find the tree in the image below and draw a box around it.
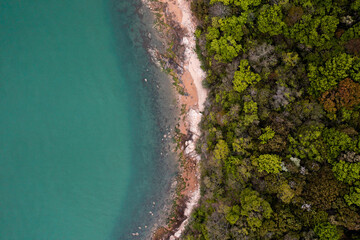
[330,207,360,231]
[308,53,354,96]
[320,78,360,115]
[332,160,360,184]
[350,60,360,83]
[242,100,259,126]
[340,23,360,43]
[285,6,304,26]
[225,205,240,224]
[232,137,252,156]
[213,139,230,161]
[344,186,360,207]
[206,14,248,62]
[322,128,353,161]
[352,0,360,10]
[278,182,295,204]
[258,126,275,144]
[210,0,261,11]
[209,36,242,62]
[253,154,282,174]
[314,222,341,240]
[233,60,261,93]
[240,188,273,230]
[257,5,286,36]
[286,15,339,48]
[288,123,327,162]
[304,167,345,210]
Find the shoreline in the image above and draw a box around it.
[141,0,207,239]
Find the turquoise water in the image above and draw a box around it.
[0,0,175,239]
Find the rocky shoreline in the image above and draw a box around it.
[140,0,207,239]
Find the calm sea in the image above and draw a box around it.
[0,0,176,239]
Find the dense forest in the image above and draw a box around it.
[182,0,360,239]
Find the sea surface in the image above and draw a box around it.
[0,0,176,239]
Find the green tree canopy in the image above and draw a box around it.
[332,161,360,184]
[253,154,282,174]
[210,0,261,10]
[286,15,339,48]
[224,205,240,224]
[314,222,341,240]
[308,53,355,96]
[233,59,261,93]
[258,126,275,144]
[206,15,248,62]
[257,5,286,36]
[213,139,230,161]
[240,188,273,229]
[242,100,259,126]
[288,123,327,162]
[344,185,360,207]
[322,128,353,160]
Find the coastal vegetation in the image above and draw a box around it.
[182,0,360,239]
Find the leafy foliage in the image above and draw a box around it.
[320,78,360,115]
[224,205,240,224]
[314,222,341,240]
[288,123,327,162]
[253,154,282,174]
[322,128,353,161]
[332,161,360,184]
[183,0,360,238]
[233,60,261,93]
[344,186,360,207]
[206,15,247,62]
[258,126,275,144]
[308,53,355,96]
[257,5,286,36]
[213,139,230,161]
[240,188,273,229]
[210,0,261,11]
[286,15,339,48]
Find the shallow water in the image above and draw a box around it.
[0,0,176,239]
